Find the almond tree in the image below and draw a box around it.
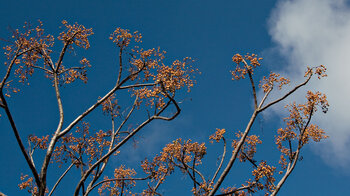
[0,21,328,196]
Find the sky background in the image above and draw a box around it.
[0,0,349,195]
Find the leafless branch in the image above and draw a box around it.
[117,48,123,85]
[59,65,145,138]
[271,108,314,196]
[215,182,257,196]
[209,110,258,196]
[211,138,227,183]
[58,66,87,74]
[0,93,41,187]
[258,75,312,113]
[39,72,65,195]
[48,161,76,196]
[85,96,138,191]
[119,82,157,89]
[242,59,257,109]
[84,175,152,196]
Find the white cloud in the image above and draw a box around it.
[267,0,350,167]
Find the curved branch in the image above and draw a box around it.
[211,138,227,183]
[39,72,64,194]
[0,93,40,186]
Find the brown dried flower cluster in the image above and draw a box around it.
[98,165,137,195]
[209,128,226,143]
[259,72,290,93]
[58,20,93,49]
[276,91,329,169]
[231,53,262,80]
[232,131,262,163]
[52,122,112,168]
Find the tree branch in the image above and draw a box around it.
[0,93,41,187]
[271,108,314,196]
[59,67,145,138]
[215,182,257,196]
[209,110,258,196]
[211,138,227,184]
[241,59,257,109]
[84,175,152,196]
[48,161,76,196]
[258,75,312,113]
[39,72,65,195]
[85,96,138,192]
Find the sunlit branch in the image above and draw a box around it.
[258,88,272,109]
[74,91,179,195]
[152,170,170,194]
[58,66,88,74]
[39,72,65,195]
[48,161,76,196]
[31,65,52,73]
[58,65,146,138]
[74,116,155,195]
[215,182,257,196]
[211,138,226,183]
[184,162,206,187]
[119,82,157,89]
[115,96,138,137]
[85,96,138,192]
[55,31,80,72]
[84,175,152,196]
[271,108,314,196]
[258,75,312,113]
[40,49,55,71]
[27,138,39,169]
[153,83,181,121]
[209,110,258,196]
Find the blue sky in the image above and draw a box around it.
[0,0,349,195]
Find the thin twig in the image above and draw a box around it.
[258,75,312,113]
[48,161,76,196]
[211,138,226,183]
[85,175,151,196]
[215,182,257,196]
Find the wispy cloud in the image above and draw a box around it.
[267,0,350,167]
